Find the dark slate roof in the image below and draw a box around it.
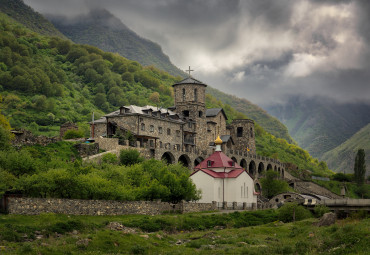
[206,108,228,120]
[172,77,207,87]
[220,135,234,144]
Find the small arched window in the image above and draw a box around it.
[199,111,203,117]
[141,123,145,131]
[250,127,253,138]
[194,88,198,102]
[182,88,186,101]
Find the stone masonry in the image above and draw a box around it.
[7,197,217,215]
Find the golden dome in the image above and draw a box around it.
[215,135,223,145]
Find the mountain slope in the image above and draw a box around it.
[0,11,330,176]
[266,96,370,158]
[322,124,370,174]
[47,9,184,77]
[47,9,294,143]
[0,0,65,38]
[207,87,294,143]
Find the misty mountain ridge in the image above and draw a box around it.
[322,123,370,175]
[47,8,185,77]
[0,0,65,38]
[266,95,370,162]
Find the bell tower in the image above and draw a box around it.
[172,68,207,149]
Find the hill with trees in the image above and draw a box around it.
[46,8,294,143]
[0,0,65,38]
[0,11,330,175]
[266,96,370,159]
[322,124,370,175]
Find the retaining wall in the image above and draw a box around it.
[6,197,216,215]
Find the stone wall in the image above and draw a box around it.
[11,130,60,147]
[6,197,217,215]
[60,122,78,138]
[74,143,99,158]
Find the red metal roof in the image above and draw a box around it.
[194,151,242,170]
[191,169,245,179]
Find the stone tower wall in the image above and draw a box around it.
[173,83,208,151]
[229,119,256,154]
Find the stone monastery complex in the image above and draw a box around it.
[91,76,286,191]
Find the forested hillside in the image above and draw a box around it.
[266,96,370,159]
[48,9,185,77]
[322,124,370,174]
[0,12,331,175]
[0,0,65,38]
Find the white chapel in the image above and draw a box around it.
[190,136,258,204]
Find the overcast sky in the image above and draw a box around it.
[24,0,370,106]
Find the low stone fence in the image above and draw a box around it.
[6,197,217,215]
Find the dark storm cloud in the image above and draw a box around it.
[24,0,370,105]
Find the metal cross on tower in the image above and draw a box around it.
[185,66,194,77]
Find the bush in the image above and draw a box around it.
[313,205,330,217]
[119,149,143,166]
[332,173,352,182]
[278,203,312,222]
[101,153,118,164]
[63,129,84,139]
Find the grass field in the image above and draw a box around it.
[0,211,369,254]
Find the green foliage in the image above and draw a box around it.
[63,129,84,139]
[332,172,352,182]
[0,125,12,149]
[101,153,118,164]
[354,149,366,184]
[278,203,312,222]
[354,184,370,199]
[260,170,290,198]
[119,149,143,166]
[313,205,330,218]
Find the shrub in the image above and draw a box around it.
[278,203,312,222]
[119,149,143,166]
[313,205,330,217]
[332,173,352,182]
[63,129,84,139]
[101,153,118,164]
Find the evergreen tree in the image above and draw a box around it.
[354,149,366,184]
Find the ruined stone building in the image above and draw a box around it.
[91,76,285,188]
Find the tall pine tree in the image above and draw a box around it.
[354,149,366,184]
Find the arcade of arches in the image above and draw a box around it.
[159,151,285,180]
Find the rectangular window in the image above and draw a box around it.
[141,123,145,131]
[167,128,171,135]
[158,127,163,134]
[150,125,154,132]
[237,127,243,137]
[150,140,154,147]
[176,130,180,137]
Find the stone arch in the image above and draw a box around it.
[274,166,277,171]
[240,159,247,169]
[278,167,281,176]
[231,156,237,163]
[282,169,285,178]
[255,182,261,193]
[258,162,264,175]
[178,154,191,168]
[267,164,273,171]
[161,152,175,164]
[194,156,204,167]
[249,160,256,177]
